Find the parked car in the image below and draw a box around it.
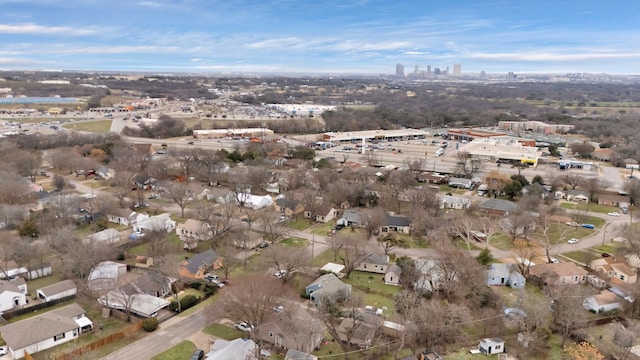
[235,321,252,332]
[128,231,145,240]
[258,242,269,249]
[601,253,612,257]
[581,224,596,229]
[567,238,579,244]
[565,221,579,227]
[273,305,284,312]
[608,212,621,217]
[204,273,219,282]
[274,269,287,278]
[190,349,205,360]
[0,346,7,355]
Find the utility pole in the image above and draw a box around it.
[311,233,315,259]
[602,223,610,246]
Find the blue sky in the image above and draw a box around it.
[1,0,639,74]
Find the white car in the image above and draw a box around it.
[608,212,621,217]
[0,347,6,356]
[273,305,284,312]
[235,321,252,332]
[274,269,287,279]
[567,238,579,244]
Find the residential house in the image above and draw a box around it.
[566,190,589,203]
[179,249,222,279]
[448,177,472,189]
[9,278,27,295]
[0,280,26,313]
[258,308,325,353]
[414,259,445,293]
[0,303,93,359]
[134,256,154,268]
[478,338,505,355]
[337,318,377,348]
[305,273,352,305]
[133,175,156,190]
[486,263,526,289]
[381,320,405,338]
[417,172,449,184]
[238,193,274,210]
[285,349,318,360]
[204,188,236,204]
[380,214,411,234]
[205,338,257,360]
[133,213,176,233]
[87,261,127,292]
[355,254,389,274]
[176,219,211,250]
[478,198,518,216]
[275,197,305,217]
[95,165,115,180]
[36,280,77,302]
[106,208,147,226]
[529,262,588,286]
[384,264,402,286]
[304,205,337,223]
[83,228,121,245]
[591,148,617,162]
[590,257,637,284]
[230,230,263,250]
[336,210,367,228]
[99,291,171,318]
[583,290,622,314]
[625,158,639,169]
[123,271,175,298]
[597,193,629,208]
[439,194,471,210]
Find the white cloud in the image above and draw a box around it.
[0,23,96,36]
[467,51,640,62]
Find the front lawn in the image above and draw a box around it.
[203,323,245,340]
[560,202,618,214]
[310,249,342,267]
[561,250,597,265]
[281,237,309,247]
[311,221,336,236]
[287,215,313,231]
[489,232,513,250]
[342,271,400,298]
[151,340,197,360]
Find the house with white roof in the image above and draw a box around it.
[87,261,127,292]
[83,228,121,245]
[133,213,176,233]
[37,280,77,302]
[98,291,170,318]
[205,338,257,360]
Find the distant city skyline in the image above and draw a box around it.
[0,0,639,75]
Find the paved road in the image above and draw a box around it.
[100,309,208,360]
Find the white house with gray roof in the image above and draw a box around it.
[82,228,120,245]
[305,273,352,306]
[87,261,127,292]
[355,254,389,274]
[0,303,92,359]
[439,194,471,210]
[380,214,411,234]
[336,210,368,228]
[486,264,526,289]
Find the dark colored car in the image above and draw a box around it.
[191,349,205,360]
[601,253,612,257]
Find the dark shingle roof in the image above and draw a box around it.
[185,249,217,274]
[383,214,411,227]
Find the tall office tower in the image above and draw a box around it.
[453,64,461,76]
[427,65,432,74]
[396,63,405,76]
[434,68,441,75]
[414,65,420,73]
[507,72,516,81]
[479,70,486,79]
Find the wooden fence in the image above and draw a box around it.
[53,321,142,360]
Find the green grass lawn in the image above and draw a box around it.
[63,120,113,133]
[489,232,513,250]
[179,288,205,300]
[25,273,64,294]
[313,339,361,359]
[560,202,617,214]
[356,290,396,314]
[280,237,309,247]
[310,249,342,267]
[311,221,336,236]
[342,271,401,297]
[287,215,313,231]
[203,323,245,340]
[454,237,482,251]
[561,250,597,265]
[597,242,624,254]
[151,340,197,360]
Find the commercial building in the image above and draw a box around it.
[395,63,404,76]
[322,129,428,143]
[193,128,274,139]
[498,120,574,134]
[453,64,461,76]
[459,137,542,166]
[446,128,507,142]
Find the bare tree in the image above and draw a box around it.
[191,200,231,248]
[361,207,386,238]
[259,213,289,244]
[0,171,30,205]
[213,274,291,356]
[262,245,309,283]
[408,299,471,352]
[387,170,414,213]
[546,284,591,346]
[581,177,610,202]
[514,239,538,278]
[335,232,372,279]
[377,233,409,255]
[449,214,480,252]
[52,174,67,191]
[162,181,191,217]
[454,151,482,178]
[145,229,171,260]
[316,295,364,360]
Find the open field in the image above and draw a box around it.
[63,120,113,132]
